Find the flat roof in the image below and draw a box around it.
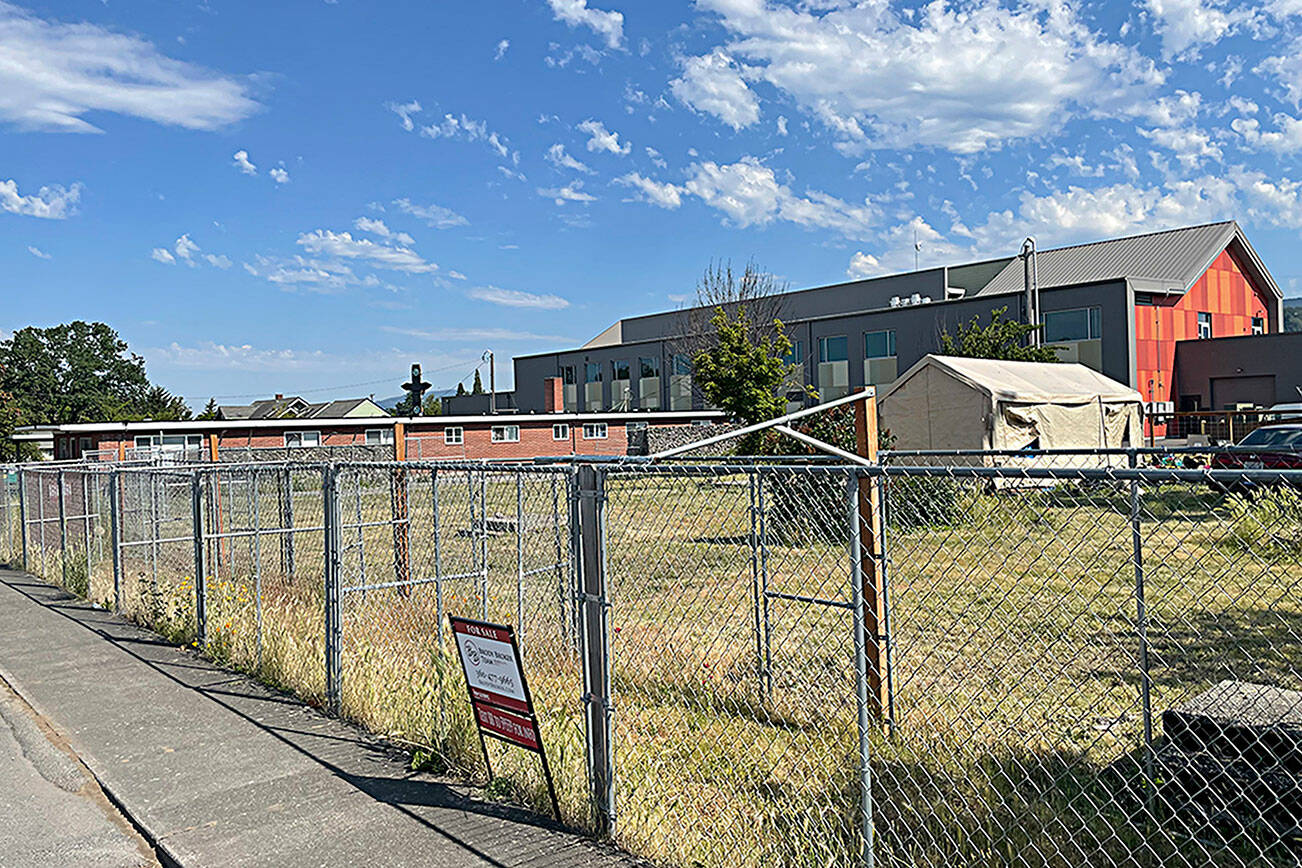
[26,409,726,436]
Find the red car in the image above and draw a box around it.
[1210,424,1302,491]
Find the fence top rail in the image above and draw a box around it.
[881,445,1302,457]
[601,461,1302,484]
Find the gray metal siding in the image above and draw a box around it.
[1174,332,1302,407]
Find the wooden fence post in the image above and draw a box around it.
[853,389,889,722]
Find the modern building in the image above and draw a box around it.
[34,410,723,463]
[1173,331,1302,410]
[512,221,1283,421]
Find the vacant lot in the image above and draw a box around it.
[8,463,1301,868]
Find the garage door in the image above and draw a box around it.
[1211,374,1276,409]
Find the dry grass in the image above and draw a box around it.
[10,467,1302,868]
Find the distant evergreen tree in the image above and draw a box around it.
[456,382,467,397]
[196,398,219,420]
[472,370,485,395]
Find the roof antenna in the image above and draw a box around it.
[914,227,921,271]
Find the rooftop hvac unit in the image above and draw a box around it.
[890,296,902,307]
[910,292,923,304]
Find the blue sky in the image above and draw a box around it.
[4,0,1302,406]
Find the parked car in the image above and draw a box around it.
[1264,402,1302,422]
[1209,424,1302,493]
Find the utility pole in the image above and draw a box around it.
[1020,237,1040,347]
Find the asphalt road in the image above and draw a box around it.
[0,678,157,868]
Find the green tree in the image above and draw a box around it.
[456,382,467,397]
[0,390,40,461]
[472,370,485,395]
[938,307,1061,362]
[422,395,442,415]
[692,307,794,429]
[196,398,220,421]
[0,322,151,424]
[1285,300,1301,332]
[139,385,192,421]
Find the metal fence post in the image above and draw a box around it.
[431,467,443,645]
[516,470,525,640]
[577,463,615,835]
[191,472,207,646]
[57,470,68,589]
[758,469,772,699]
[108,471,122,612]
[323,465,343,714]
[1129,475,1156,819]
[17,468,27,571]
[748,471,764,697]
[848,474,875,868]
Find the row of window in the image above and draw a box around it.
[454,422,608,445]
[128,425,615,451]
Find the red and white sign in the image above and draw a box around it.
[450,617,529,713]
[475,704,541,751]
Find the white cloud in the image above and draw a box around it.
[243,254,358,293]
[1146,0,1239,59]
[469,286,570,309]
[391,197,469,228]
[577,119,630,154]
[615,172,684,208]
[546,0,624,49]
[0,3,258,133]
[776,115,788,136]
[204,253,232,269]
[690,0,1162,154]
[1256,46,1302,105]
[0,178,80,218]
[353,216,415,246]
[1046,153,1105,177]
[174,234,200,262]
[846,251,881,278]
[670,49,760,130]
[414,111,512,159]
[1232,113,1302,152]
[297,229,438,274]
[269,167,289,184]
[383,325,574,343]
[388,99,422,131]
[1139,124,1223,167]
[494,38,510,60]
[25,245,49,260]
[150,247,175,264]
[546,143,594,173]
[537,181,597,204]
[233,149,257,175]
[682,157,879,237]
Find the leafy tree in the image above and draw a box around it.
[692,306,795,439]
[0,322,151,424]
[1285,300,1301,332]
[0,390,40,461]
[422,395,441,416]
[139,385,192,421]
[472,370,485,395]
[938,307,1061,362]
[196,398,220,421]
[392,393,442,417]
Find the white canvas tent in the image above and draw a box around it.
[878,355,1142,458]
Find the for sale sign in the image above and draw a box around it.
[448,615,560,818]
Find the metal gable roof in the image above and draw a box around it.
[977,221,1248,297]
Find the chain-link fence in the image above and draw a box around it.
[2,454,1300,868]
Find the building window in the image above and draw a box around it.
[364,428,394,445]
[491,425,520,443]
[1043,307,1102,343]
[57,438,70,459]
[817,335,850,399]
[673,354,692,376]
[612,359,630,380]
[864,330,896,359]
[784,339,805,366]
[553,423,569,441]
[1252,316,1265,335]
[585,362,602,383]
[285,431,321,448]
[639,356,660,379]
[583,422,608,440]
[561,365,576,385]
[818,335,848,363]
[1197,311,1213,339]
[444,427,463,445]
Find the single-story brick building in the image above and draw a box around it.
[34,409,725,463]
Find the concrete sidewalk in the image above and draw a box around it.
[0,569,635,868]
